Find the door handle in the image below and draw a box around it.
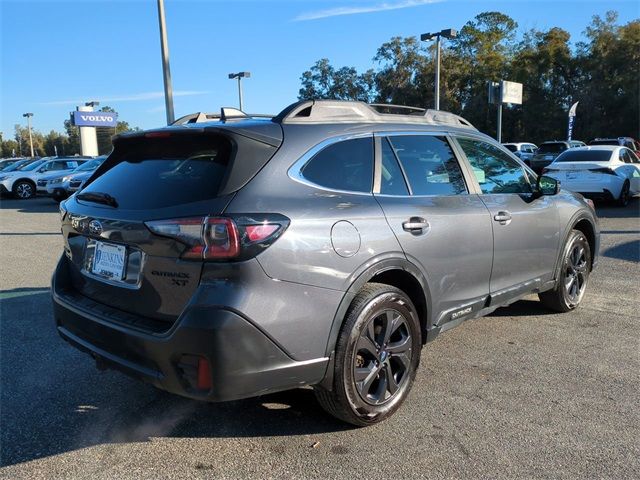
[403,217,429,234]
[493,211,512,225]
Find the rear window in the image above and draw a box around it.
[589,139,618,146]
[538,143,567,154]
[503,144,517,152]
[556,150,612,162]
[81,134,232,209]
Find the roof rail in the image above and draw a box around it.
[273,100,475,129]
[171,108,273,126]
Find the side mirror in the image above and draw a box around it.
[537,175,560,196]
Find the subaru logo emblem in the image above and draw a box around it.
[88,219,103,236]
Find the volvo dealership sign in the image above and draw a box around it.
[72,111,118,127]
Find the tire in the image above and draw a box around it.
[617,180,631,207]
[51,191,67,203]
[12,181,35,199]
[314,283,421,426]
[539,230,591,312]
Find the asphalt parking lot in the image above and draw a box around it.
[0,196,638,479]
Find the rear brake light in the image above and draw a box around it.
[589,168,617,176]
[145,214,289,261]
[144,131,172,138]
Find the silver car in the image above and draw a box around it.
[503,142,538,165]
[46,157,106,201]
[52,100,599,426]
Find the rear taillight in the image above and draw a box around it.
[145,214,288,261]
[588,168,618,176]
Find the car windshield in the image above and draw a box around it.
[556,150,612,162]
[1,161,23,172]
[74,159,102,171]
[17,160,45,171]
[504,145,517,152]
[538,143,567,154]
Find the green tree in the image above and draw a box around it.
[297,10,639,143]
[96,106,132,155]
[299,59,376,102]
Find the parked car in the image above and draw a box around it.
[530,141,573,172]
[34,158,90,195]
[46,156,107,202]
[544,145,640,206]
[0,157,26,171]
[0,158,29,172]
[0,157,87,199]
[502,143,538,165]
[52,100,599,426]
[589,137,640,156]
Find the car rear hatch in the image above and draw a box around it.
[59,124,282,330]
[544,160,616,182]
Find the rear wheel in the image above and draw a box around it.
[12,181,35,199]
[617,180,631,207]
[539,230,591,312]
[314,283,421,426]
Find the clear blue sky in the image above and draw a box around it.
[1,0,638,136]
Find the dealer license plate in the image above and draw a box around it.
[91,241,126,280]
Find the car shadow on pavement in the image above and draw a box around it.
[0,289,349,467]
[486,299,555,318]
[594,198,640,219]
[0,197,59,214]
[601,239,640,263]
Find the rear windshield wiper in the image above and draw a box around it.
[76,191,118,208]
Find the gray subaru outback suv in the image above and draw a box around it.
[52,100,599,426]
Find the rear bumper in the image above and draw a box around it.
[52,256,329,402]
[580,190,616,201]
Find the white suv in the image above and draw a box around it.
[0,158,86,199]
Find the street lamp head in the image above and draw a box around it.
[22,112,34,118]
[85,101,100,107]
[440,28,457,39]
[421,29,457,41]
[229,72,251,79]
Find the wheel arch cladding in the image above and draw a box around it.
[368,269,428,344]
[324,260,431,358]
[573,218,596,269]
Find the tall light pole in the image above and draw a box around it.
[228,72,251,111]
[22,113,34,158]
[420,29,457,111]
[157,0,175,124]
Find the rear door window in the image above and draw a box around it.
[387,135,467,196]
[300,137,373,193]
[80,134,232,209]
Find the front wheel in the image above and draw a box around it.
[314,283,421,426]
[617,180,631,207]
[539,230,591,312]
[12,181,35,199]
